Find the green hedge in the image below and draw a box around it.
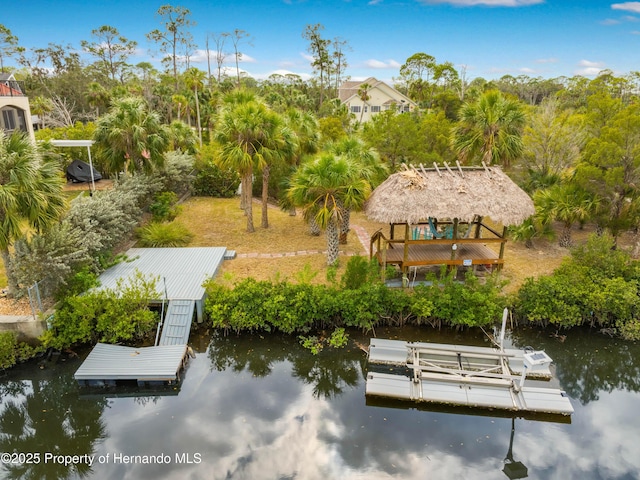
[204,269,504,335]
[513,235,640,339]
[41,271,159,350]
[0,331,17,370]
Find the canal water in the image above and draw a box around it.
[0,327,639,480]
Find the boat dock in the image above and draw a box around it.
[365,337,573,416]
[73,247,233,387]
[74,343,190,387]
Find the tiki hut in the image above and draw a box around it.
[365,163,534,281]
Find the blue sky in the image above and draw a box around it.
[3,0,640,82]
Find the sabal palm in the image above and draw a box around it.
[535,184,598,247]
[215,99,294,231]
[288,153,371,266]
[452,90,525,167]
[326,137,387,243]
[94,96,170,175]
[0,132,65,294]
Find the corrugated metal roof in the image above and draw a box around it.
[74,343,187,382]
[97,247,227,301]
[159,300,195,346]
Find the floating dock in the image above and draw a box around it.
[365,338,573,416]
[74,343,189,387]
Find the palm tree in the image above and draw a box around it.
[0,132,66,295]
[287,153,371,266]
[326,137,386,243]
[357,82,371,123]
[281,109,320,216]
[168,120,198,153]
[85,82,110,117]
[535,183,598,247]
[93,96,170,175]
[30,96,54,129]
[215,97,294,231]
[452,90,525,167]
[171,93,188,123]
[184,67,206,146]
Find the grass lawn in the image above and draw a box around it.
[2,193,634,297]
[173,196,577,290]
[175,197,374,285]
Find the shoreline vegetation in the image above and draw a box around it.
[2,191,639,373]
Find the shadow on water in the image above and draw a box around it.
[509,327,640,406]
[1,326,639,479]
[0,356,107,480]
[207,332,366,399]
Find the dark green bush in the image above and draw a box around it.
[0,331,17,370]
[205,271,504,335]
[42,271,160,350]
[193,162,240,197]
[149,191,179,222]
[514,234,640,336]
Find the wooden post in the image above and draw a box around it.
[498,226,508,271]
[381,240,387,282]
[450,219,458,277]
[403,223,410,286]
[474,216,483,239]
[390,223,395,240]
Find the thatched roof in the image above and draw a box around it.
[364,163,534,226]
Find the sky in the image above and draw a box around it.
[2,0,640,83]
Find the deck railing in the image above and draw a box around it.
[370,219,509,282]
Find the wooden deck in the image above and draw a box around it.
[378,240,501,267]
[370,218,507,280]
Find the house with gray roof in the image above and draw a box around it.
[338,77,417,123]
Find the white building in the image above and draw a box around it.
[0,73,35,141]
[338,77,417,122]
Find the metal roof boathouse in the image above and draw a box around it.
[74,247,232,386]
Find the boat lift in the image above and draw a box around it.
[366,309,574,415]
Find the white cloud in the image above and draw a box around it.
[632,29,640,33]
[601,18,621,25]
[575,59,606,76]
[612,2,640,14]
[189,49,256,65]
[363,59,402,69]
[300,52,315,63]
[535,57,558,64]
[519,67,537,73]
[419,0,543,6]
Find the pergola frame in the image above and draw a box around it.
[49,139,97,194]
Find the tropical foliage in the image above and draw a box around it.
[93,96,170,174]
[287,153,370,265]
[452,90,525,166]
[0,132,66,295]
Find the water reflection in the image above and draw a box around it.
[0,361,106,479]
[510,328,640,405]
[0,329,639,479]
[208,333,365,399]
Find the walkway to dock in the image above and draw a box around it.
[234,225,370,259]
[158,299,196,346]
